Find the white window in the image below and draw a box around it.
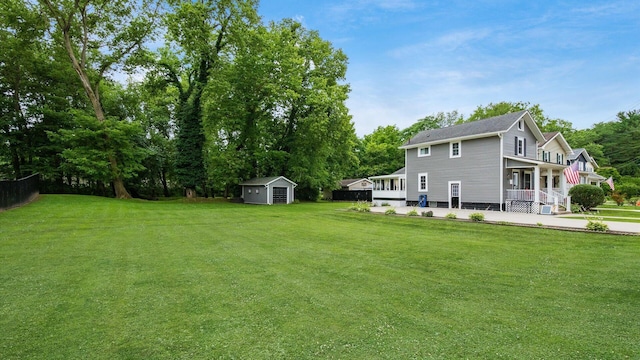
[256,189,259,194]
[418,146,430,157]
[450,141,461,158]
[400,178,405,191]
[418,173,428,192]
[517,137,525,156]
[248,189,252,194]
[518,119,524,131]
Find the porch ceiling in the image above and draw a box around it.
[504,156,565,169]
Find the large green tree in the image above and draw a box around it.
[157,0,258,197]
[204,19,357,199]
[354,125,404,178]
[400,111,464,141]
[0,0,82,185]
[37,0,158,198]
[467,101,574,134]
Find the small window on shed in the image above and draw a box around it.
[248,189,252,194]
[256,189,259,194]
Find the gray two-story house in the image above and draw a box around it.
[398,110,572,213]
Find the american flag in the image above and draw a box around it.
[606,176,615,191]
[564,161,580,185]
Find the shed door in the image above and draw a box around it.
[273,187,287,204]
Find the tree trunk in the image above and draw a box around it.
[161,169,169,197]
[61,27,131,199]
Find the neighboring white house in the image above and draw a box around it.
[339,178,373,191]
[370,167,405,207]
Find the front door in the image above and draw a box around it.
[523,171,532,190]
[449,181,460,209]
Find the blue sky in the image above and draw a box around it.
[259,0,640,136]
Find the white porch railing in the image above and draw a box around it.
[507,189,570,209]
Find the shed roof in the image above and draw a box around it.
[401,110,545,148]
[239,176,297,187]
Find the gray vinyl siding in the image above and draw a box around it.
[406,136,501,203]
[243,185,268,204]
[502,123,538,160]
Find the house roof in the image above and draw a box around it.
[401,110,545,148]
[339,178,372,187]
[568,148,599,169]
[391,167,405,175]
[542,132,559,145]
[369,167,406,179]
[239,176,297,187]
[541,131,573,153]
[568,148,586,161]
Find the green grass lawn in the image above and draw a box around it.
[566,208,640,223]
[1,195,639,359]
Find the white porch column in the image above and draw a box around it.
[534,166,540,202]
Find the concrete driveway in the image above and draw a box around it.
[369,206,640,235]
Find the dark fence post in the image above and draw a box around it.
[0,173,40,210]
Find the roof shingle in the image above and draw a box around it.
[402,110,528,147]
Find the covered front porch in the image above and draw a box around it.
[504,157,570,214]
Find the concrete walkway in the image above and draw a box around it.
[369,206,640,235]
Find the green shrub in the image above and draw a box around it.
[569,184,605,210]
[349,201,370,212]
[385,208,396,215]
[380,202,390,207]
[406,208,419,216]
[536,222,543,227]
[445,213,457,219]
[586,219,609,232]
[468,213,484,222]
[570,204,582,213]
[611,192,625,206]
[421,211,434,217]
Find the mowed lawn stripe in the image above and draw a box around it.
[0,195,638,359]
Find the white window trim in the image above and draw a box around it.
[418,172,428,192]
[418,146,431,157]
[448,181,461,209]
[450,141,461,158]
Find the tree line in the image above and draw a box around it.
[0,0,356,200]
[1,1,637,201]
